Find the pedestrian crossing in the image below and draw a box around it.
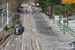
[34,19,46,21]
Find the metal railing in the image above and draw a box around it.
[57,21,75,37]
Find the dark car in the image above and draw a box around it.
[33,10,36,13]
[13,24,22,35]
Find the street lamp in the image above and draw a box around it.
[7,3,9,28]
[63,0,66,25]
[53,0,55,24]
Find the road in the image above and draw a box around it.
[32,6,71,50]
[2,4,40,50]
[1,3,71,50]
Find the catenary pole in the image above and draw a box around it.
[7,3,9,28]
[53,0,55,24]
[2,4,4,38]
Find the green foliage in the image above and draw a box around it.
[71,3,75,9]
[38,0,73,15]
[7,28,13,32]
[66,4,73,13]
[51,4,73,14]
[54,0,61,5]
[63,20,67,23]
[52,5,65,14]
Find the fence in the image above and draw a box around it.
[57,21,75,37]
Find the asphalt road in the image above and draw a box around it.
[32,7,57,38]
[1,3,71,50]
[1,4,40,50]
[32,7,71,50]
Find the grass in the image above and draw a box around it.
[35,6,40,8]
[7,28,13,32]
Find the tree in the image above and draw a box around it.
[55,0,61,5]
[51,4,72,14]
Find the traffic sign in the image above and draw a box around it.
[8,14,10,16]
[61,20,63,24]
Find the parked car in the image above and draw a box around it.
[13,24,22,35]
[33,10,36,13]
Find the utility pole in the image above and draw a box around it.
[67,3,69,27]
[7,3,9,28]
[53,0,55,24]
[9,3,12,27]
[63,0,66,25]
[46,0,48,14]
[59,0,61,24]
[2,4,4,38]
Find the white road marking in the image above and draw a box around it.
[16,36,20,50]
[22,10,25,50]
[36,40,40,50]
[60,43,64,45]
[12,44,14,46]
[54,41,58,43]
[5,49,6,50]
[14,38,18,40]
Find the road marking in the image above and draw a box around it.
[5,49,6,50]
[14,38,18,40]
[22,23,24,50]
[16,35,21,50]
[33,44,35,46]
[12,44,14,46]
[36,40,40,50]
[22,9,25,50]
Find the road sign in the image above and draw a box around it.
[8,14,10,16]
[48,6,51,15]
[61,20,63,24]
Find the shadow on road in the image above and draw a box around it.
[69,42,75,50]
[22,27,24,33]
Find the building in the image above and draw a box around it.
[62,0,75,4]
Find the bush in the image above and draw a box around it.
[63,20,67,23]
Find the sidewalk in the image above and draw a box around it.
[40,13,75,48]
